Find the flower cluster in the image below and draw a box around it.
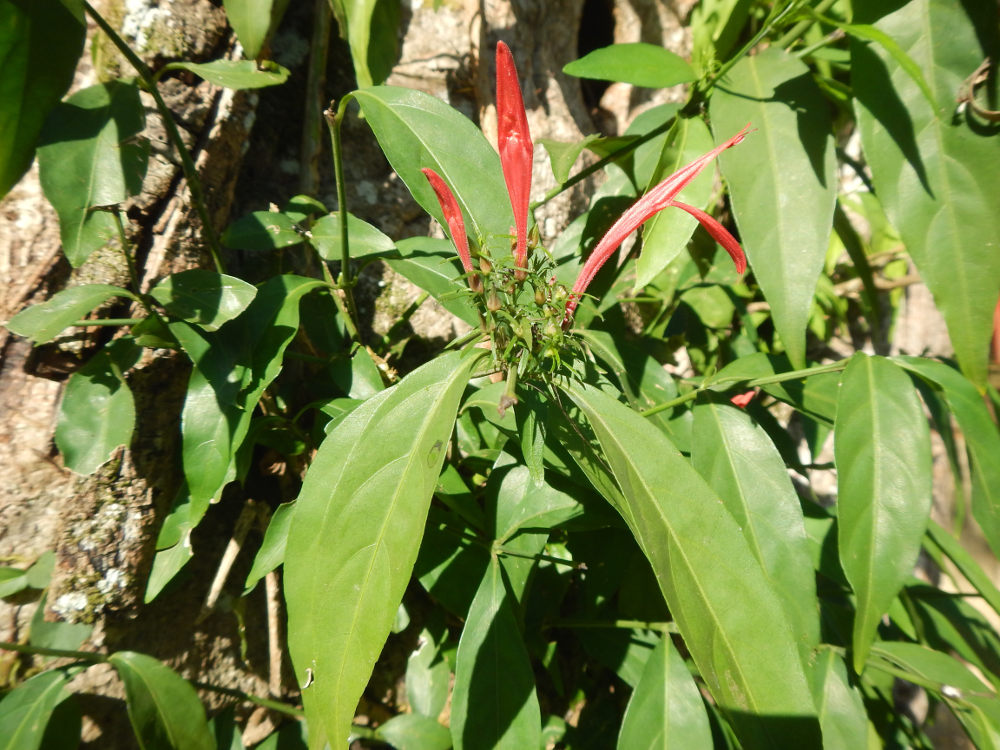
[421,41,749,379]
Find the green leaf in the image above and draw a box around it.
[221,0,289,59]
[870,641,992,695]
[310,212,396,261]
[328,0,399,87]
[405,625,451,719]
[923,521,1000,621]
[149,270,257,331]
[374,714,452,750]
[284,350,483,750]
[144,542,193,603]
[109,651,214,750]
[636,116,716,288]
[55,338,140,474]
[896,356,1000,557]
[243,501,294,594]
[162,59,289,89]
[37,81,148,266]
[563,43,696,88]
[539,134,638,184]
[0,0,85,198]
[691,401,820,653]
[493,467,582,544]
[352,87,513,254]
[852,0,1000,387]
[388,238,480,327]
[5,284,135,343]
[173,276,325,514]
[0,670,68,750]
[710,47,837,368]
[562,382,820,748]
[810,649,869,750]
[221,211,302,251]
[834,353,932,673]
[617,634,713,749]
[450,557,541,750]
[30,593,92,651]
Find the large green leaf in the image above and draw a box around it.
[810,649,869,750]
[562,382,820,748]
[37,81,148,266]
[311,212,396,261]
[617,634,713,750]
[374,714,451,750]
[450,556,541,750]
[896,356,1000,557]
[328,0,399,87]
[221,0,290,59]
[834,353,932,673]
[0,670,68,750]
[284,350,483,750]
[563,43,696,88]
[109,651,214,750]
[710,47,837,368]
[55,338,140,474]
[149,270,257,331]
[0,0,85,198]
[636,116,716,288]
[388,238,480,327]
[691,401,820,653]
[5,283,135,343]
[852,0,1000,388]
[352,87,513,254]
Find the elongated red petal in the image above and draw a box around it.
[422,168,477,283]
[668,200,746,273]
[563,124,751,324]
[496,41,533,270]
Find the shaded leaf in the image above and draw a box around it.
[284,351,483,749]
[110,651,214,750]
[0,670,68,750]
[870,641,992,695]
[450,557,541,750]
[852,0,1000,387]
[374,714,452,750]
[617,634,713,750]
[221,211,302,251]
[0,0,85,198]
[563,43,696,88]
[710,47,837,368]
[38,81,148,266]
[539,134,638,184]
[29,593,92,651]
[5,284,135,343]
[55,338,140,474]
[221,0,289,59]
[329,0,399,87]
[923,521,1000,621]
[405,626,451,719]
[834,353,932,673]
[388,238,480,327]
[810,649,869,750]
[149,270,257,331]
[163,59,289,89]
[244,501,295,594]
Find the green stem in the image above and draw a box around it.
[323,97,360,336]
[72,318,144,327]
[773,0,840,50]
[192,681,305,718]
[641,358,848,418]
[0,640,106,663]
[82,1,225,273]
[300,0,332,195]
[494,546,583,569]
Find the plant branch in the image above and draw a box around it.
[82,1,225,273]
[323,97,361,335]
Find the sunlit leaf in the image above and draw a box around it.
[0,670,68,750]
[563,43,696,88]
[163,59,289,89]
[149,270,257,331]
[5,284,135,343]
[221,0,290,59]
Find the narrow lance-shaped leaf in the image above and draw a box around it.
[109,651,215,750]
[710,47,837,368]
[691,401,820,653]
[0,670,69,750]
[5,283,136,344]
[563,43,696,89]
[284,350,484,750]
[221,0,290,59]
[852,0,1000,387]
[834,353,932,674]
[450,556,541,750]
[617,634,713,750]
[562,381,820,749]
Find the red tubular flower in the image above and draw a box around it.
[496,40,533,273]
[563,124,752,326]
[422,167,482,293]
